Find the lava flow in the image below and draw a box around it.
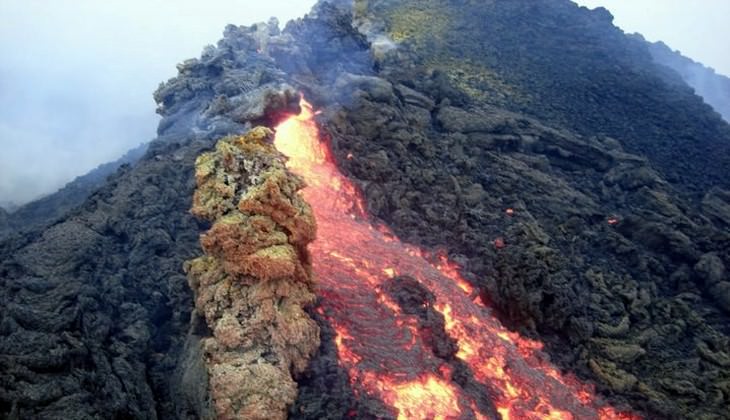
[274,98,638,420]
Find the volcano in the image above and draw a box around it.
[2,1,730,419]
[272,98,636,419]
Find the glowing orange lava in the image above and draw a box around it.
[274,98,639,420]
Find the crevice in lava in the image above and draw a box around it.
[382,275,458,359]
[382,275,500,419]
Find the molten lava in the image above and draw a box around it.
[274,98,638,420]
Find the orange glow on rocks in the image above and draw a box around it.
[494,237,506,249]
[388,375,462,420]
[274,98,638,420]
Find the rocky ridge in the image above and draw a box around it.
[185,127,319,419]
[0,23,302,418]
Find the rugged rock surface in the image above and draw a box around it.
[0,138,202,418]
[185,128,319,419]
[290,1,729,417]
[354,0,730,195]
[319,93,730,417]
[2,0,730,419]
[0,24,300,418]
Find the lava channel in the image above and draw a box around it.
[274,98,639,420]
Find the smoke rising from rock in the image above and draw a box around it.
[683,64,730,122]
[0,0,316,207]
[3,0,728,208]
[573,0,730,77]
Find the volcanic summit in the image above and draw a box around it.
[2,1,730,419]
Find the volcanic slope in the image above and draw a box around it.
[0,0,729,419]
[643,36,730,122]
[354,0,730,195]
[282,1,730,418]
[0,28,303,417]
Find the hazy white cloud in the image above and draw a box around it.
[574,0,730,76]
[0,0,316,205]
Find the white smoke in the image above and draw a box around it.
[0,0,316,206]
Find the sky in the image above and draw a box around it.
[1,1,728,206]
[573,0,730,76]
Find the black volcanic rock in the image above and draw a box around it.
[356,0,730,195]
[0,143,203,418]
[305,1,730,417]
[383,275,459,359]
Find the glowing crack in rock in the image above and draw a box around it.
[274,98,638,420]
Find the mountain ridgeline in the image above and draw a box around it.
[0,142,148,240]
[642,36,730,123]
[1,1,729,419]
